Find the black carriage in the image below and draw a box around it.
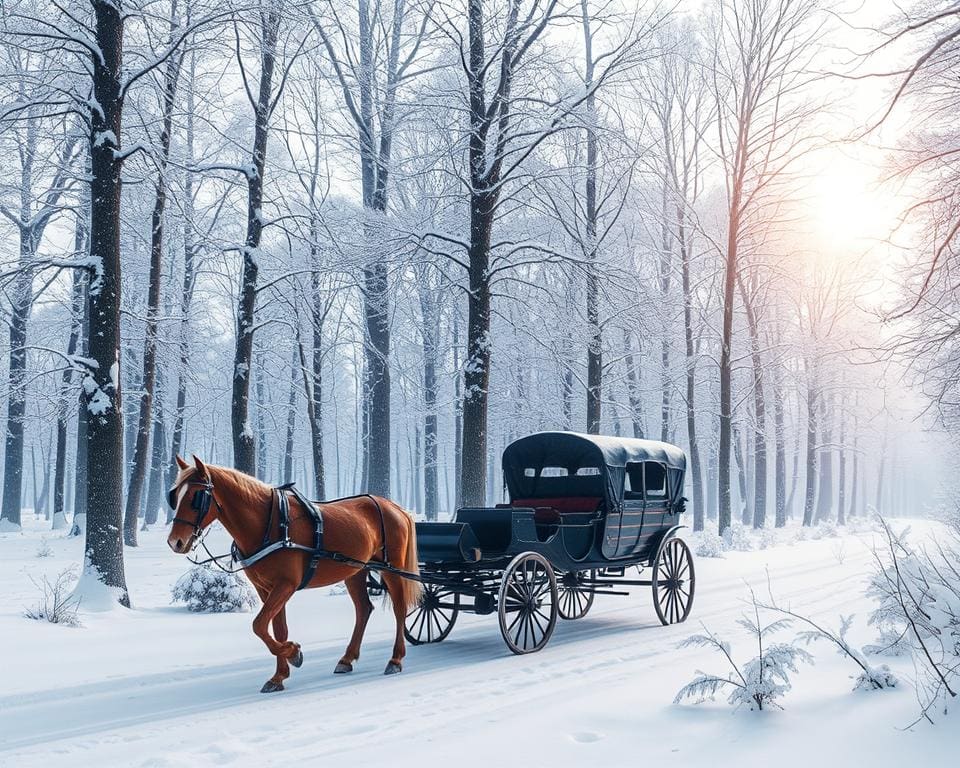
[404,431,695,654]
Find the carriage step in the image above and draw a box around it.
[600,566,625,577]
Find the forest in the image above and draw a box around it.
[0,0,956,606]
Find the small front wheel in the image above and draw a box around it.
[404,582,459,645]
[557,569,596,620]
[652,537,695,625]
[498,552,558,654]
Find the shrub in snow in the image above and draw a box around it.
[867,518,959,716]
[674,603,813,711]
[779,610,898,692]
[35,537,53,558]
[172,566,258,613]
[757,527,779,550]
[694,528,726,558]
[722,523,753,552]
[811,521,839,540]
[854,664,898,692]
[24,567,82,627]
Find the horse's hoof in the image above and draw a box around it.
[334,662,353,674]
[384,661,402,675]
[260,680,285,693]
[290,648,304,668]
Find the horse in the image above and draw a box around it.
[166,455,423,693]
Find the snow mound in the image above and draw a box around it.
[0,518,22,533]
[172,566,258,613]
[70,563,128,611]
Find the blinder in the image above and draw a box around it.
[169,479,215,535]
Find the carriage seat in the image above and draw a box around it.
[511,496,602,525]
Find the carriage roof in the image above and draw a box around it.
[503,431,686,472]
[501,431,686,507]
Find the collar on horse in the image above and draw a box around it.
[169,476,390,591]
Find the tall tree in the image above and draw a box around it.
[123,0,184,545]
[0,53,78,529]
[710,0,820,533]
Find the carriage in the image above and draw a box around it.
[403,431,696,654]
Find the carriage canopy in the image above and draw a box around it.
[502,431,686,509]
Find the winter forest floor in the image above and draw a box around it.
[0,516,957,768]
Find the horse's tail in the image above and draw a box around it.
[399,509,423,610]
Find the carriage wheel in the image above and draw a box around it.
[404,583,459,645]
[498,552,558,654]
[557,570,596,620]
[652,537,695,625]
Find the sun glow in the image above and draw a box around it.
[804,152,898,253]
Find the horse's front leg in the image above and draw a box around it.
[252,581,300,693]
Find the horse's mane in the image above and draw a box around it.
[172,461,271,499]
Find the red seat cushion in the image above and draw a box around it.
[511,497,602,524]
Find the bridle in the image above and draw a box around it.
[168,478,216,542]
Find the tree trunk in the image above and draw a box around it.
[678,208,703,531]
[582,2,600,435]
[733,422,749,525]
[453,314,463,508]
[54,241,86,530]
[123,30,179,544]
[307,244,326,498]
[623,330,645,439]
[419,277,440,521]
[773,361,787,528]
[717,202,740,534]
[143,383,166,527]
[849,413,859,519]
[739,279,766,529]
[254,351,267,479]
[837,401,846,526]
[167,48,198,514]
[81,0,129,605]
[815,394,833,523]
[802,366,818,527]
[232,11,280,475]
[460,194,493,507]
[282,345,297,483]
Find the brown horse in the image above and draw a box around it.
[167,455,422,693]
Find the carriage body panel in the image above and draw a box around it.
[415,431,687,571]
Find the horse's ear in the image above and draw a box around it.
[175,455,189,470]
[192,454,208,478]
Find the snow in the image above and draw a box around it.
[0,517,957,767]
[93,130,118,148]
[69,560,127,612]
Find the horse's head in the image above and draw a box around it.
[167,455,219,554]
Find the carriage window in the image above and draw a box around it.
[527,466,600,478]
[625,462,668,499]
[624,463,644,500]
[645,463,667,498]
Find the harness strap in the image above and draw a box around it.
[228,483,392,592]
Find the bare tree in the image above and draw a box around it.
[709,0,821,533]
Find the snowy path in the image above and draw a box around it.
[0,522,955,767]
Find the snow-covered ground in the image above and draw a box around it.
[0,516,956,767]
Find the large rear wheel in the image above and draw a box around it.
[404,582,459,645]
[652,537,695,625]
[498,552,558,654]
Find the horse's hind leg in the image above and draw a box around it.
[335,570,374,674]
[381,573,409,675]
